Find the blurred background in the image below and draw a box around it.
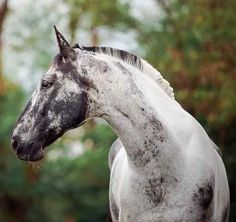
[0,0,235,221]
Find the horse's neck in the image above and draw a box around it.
[94,61,184,174]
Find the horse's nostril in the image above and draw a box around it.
[16,147,25,156]
[12,137,18,150]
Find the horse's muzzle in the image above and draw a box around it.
[11,135,44,161]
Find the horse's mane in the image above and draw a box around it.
[73,44,175,99]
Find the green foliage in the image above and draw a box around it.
[81,123,116,149]
[0,83,25,145]
[64,0,137,42]
[39,148,110,222]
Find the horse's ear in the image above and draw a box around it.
[54,25,76,61]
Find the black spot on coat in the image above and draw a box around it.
[110,198,119,221]
[193,184,213,210]
[144,178,165,205]
[192,181,214,221]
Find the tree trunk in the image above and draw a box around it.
[0,0,8,95]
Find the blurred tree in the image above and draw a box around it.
[0,83,27,222]
[6,0,70,90]
[0,0,8,95]
[64,0,137,43]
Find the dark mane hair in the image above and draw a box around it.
[73,44,143,71]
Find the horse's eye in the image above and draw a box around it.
[41,80,52,89]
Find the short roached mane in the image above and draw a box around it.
[73,44,143,71]
[73,44,175,100]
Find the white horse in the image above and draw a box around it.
[11,27,230,221]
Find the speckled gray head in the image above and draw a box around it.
[11,26,88,161]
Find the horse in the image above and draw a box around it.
[11,26,230,222]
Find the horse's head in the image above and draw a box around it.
[11,27,92,161]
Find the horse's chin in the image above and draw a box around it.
[17,148,44,162]
[28,150,44,162]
